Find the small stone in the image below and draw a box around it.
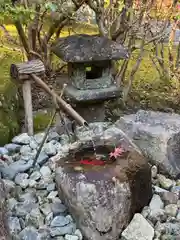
[43,141,57,156]
[151,165,158,178]
[20,145,32,156]
[60,134,70,145]
[10,234,20,240]
[36,180,48,190]
[36,190,48,199]
[160,192,179,205]
[7,198,18,211]
[141,206,150,218]
[28,179,37,188]
[157,174,173,190]
[48,132,60,142]
[12,153,21,161]
[47,183,56,192]
[12,185,23,198]
[51,216,70,227]
[74,229,83,240]
[176,179,180,186]
[34,132,45,144]
[149,209,165,225]
[171,186,180,197]
[37,195,48,205]
[154,230,161,238]
[40,203,52,216]
[45,212,53,226]
[53,237,65,240]
[149,194,164,210]
[29,140,38,149]
[18,192,37,203]
[50,223,76,237]
[5,143,21,153]
[177,200,180,208]
[14,202,38,218]
[1,160,33,180]
[37,152,49,165]
[54,142,62,151]
[19,218,26,229]
[40,166,52,182]
[52,197,62,204]
[12,133,32,145]
[0,147,9,156]
[161,234,175,240]
[14,173,29,188]
[47,191,58,200]
[37,227,51,239]
[166,216,177,223]
[20,155,32,162]
[8,217,21,235]
[121,213,154,240]
[30,171,41,181]
[3,179,15,194]
[65,235,78,240]
[19,226,39,239]
[155,222,180,235]
[165,204,178,217]
[51,202,67,216]
[25,208,44,228]
[65,215,74,223]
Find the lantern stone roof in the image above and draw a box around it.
[51,34,129,63]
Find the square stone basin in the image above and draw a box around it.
[55,127,152,240]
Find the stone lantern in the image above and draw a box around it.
[52,34,128,122]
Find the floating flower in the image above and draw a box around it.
[109,146,124,159]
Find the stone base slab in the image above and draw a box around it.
[64,85,121,103]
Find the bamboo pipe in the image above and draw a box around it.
[30,74,88,127]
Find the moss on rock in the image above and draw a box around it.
[0,46,21,146]
[0,82,20,146]
[33,110,55,133]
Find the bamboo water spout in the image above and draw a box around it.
[30,74,88,127]
[10,60,88,133]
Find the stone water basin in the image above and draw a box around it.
[55,127,153,240]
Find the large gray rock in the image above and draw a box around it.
[0,160,33,180]
[115,110,180,178]
[55,127,152,240]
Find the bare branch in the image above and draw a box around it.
[175,41,180,68]
[14,20,30,57]
[123,38,145,102]
[56,19,69,39]
[28,4,41,52]
[44,0,86,44]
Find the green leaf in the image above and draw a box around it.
[45,2,57,12]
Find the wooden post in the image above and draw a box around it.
[22,81,33,135]
[10,59,45,136]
